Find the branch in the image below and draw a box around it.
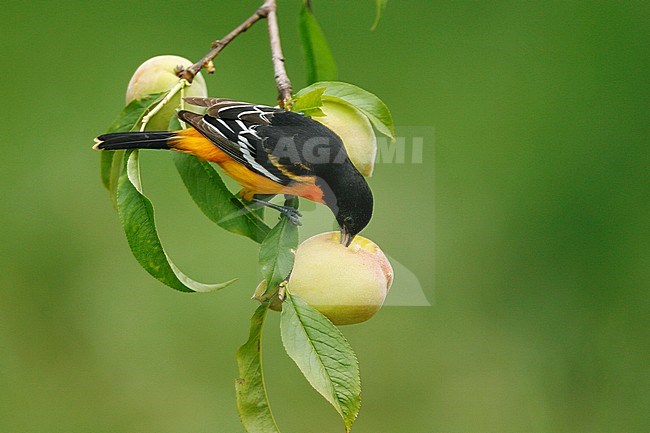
[179,6,267,82]
[264,0,293,106]
[179,0,293,107]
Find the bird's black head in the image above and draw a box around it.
[336,179,374,247]
[272,111,374,246]
[316,162,374,247]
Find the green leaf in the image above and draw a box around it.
[290,86,326,117]
[101,151,124,209]
[173,153,271,243]
[236,303,282,433]
[280,292,361,432]
[116,150,236,293]
[168,115,182,131]
[169,113,271,242]
[295,81,396,141]
[371,0,388,31]
[100,150,116,191]
[106,92,167,133]
[258,200,299,295]
[100,92,167,206]
[299,2,338,85]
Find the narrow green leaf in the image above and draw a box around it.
[236,303,282,433]
[280,292,361,432]
[299,2,338,85]
[173,153,271,243]
[168,115,182,131]
[371,0,388,31]
[295,81,395,141]
[169,113,271,242]
[100,151,115,190]
[116,150,236,293]
[102,150,124,209]
[258,202,299,294]
[100,92,167,205]
[105,92,167,134]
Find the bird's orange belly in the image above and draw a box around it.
[220,159,325,203]
[172,129,324,203]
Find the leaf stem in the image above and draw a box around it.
[179,0,293,107]
[139,79,188,131]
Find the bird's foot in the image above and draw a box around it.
[251,197,302,226]
[278,206,302,226]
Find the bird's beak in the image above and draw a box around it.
[340,227,354,247]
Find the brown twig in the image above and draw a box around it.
[264,0,293,106]
[179,6,266,82]
[179,0,292,107]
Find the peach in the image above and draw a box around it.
[125,55,208,130]
[314,99,377,177]
[286,231,393,325]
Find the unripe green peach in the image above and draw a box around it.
[314,99,377,177]
[286,231,393,325]
[126,55,208,130]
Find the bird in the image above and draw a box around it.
[93,97,373,246]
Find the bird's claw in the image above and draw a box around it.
[250,196,301,225]
[280,206,302,226]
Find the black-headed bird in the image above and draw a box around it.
[94,97,373,246]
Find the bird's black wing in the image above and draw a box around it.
[178,98,294,185]
[259,110,349,177]
[179,98,347,183]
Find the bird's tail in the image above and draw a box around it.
[93,131,176,151]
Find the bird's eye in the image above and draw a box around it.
[344,216,354,224]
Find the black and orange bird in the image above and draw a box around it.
[94,97,373,246]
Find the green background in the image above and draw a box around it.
[1,0,648,431]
